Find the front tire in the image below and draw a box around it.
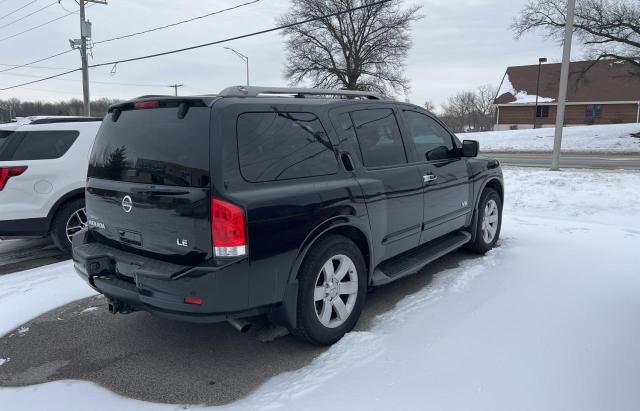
[466,188,502,254]
[293,235,367,345]
[51,197,87,255]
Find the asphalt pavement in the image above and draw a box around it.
[0,238,65,276]
[485,152,640,170]
[0,250,478,406]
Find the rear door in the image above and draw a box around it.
[86,101,212,265]
[397,107,472,244]
[330,105,424,263]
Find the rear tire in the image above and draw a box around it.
[292,235,367,346]
[466,188,502,254]
[51,197,86,255]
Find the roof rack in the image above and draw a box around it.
[218,86,384,100]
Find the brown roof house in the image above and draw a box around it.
[494,60,640,130]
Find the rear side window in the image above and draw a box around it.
[88,107,210,187]
[8,130,79,160]
[237,112,338,182]
[350,109,407,168]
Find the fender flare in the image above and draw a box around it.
[469,176,503,242]
[270,217,373,329]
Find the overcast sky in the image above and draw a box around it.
[0,0,580,109]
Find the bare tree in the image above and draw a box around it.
[439,85,497,132]
[512,0,640,67]
[423,100,436,112]
[279,0,422,96]
[0,97,122,123]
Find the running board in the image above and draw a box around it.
[371,231,472,286]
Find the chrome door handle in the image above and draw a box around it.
[423,174,437,183]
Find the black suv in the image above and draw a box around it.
[73,86,503,345]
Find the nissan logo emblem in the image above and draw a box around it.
[122,195,133,213]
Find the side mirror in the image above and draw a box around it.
[425,145,449,161]
[462,140,479,157]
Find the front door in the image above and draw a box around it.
[397,107,472,244]
[330,105,424,263]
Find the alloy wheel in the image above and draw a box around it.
[66,207,88,243]
[313,254,359,329]
[481,199,499,243]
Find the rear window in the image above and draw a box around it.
[0,130,78,161]
[88,107,210,187]
[0,130,12,156]
[237,112,338,182]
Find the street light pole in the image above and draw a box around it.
[551,0,576,171]
[533,57,547,129]
[224,47,249,87]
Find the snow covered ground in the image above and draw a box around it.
[465,123,640,153]
[1,168,640,410]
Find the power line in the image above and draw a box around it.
[92,0,260,46]
[0,2,94,44]
[0,50,75,74]
[0,63,73,70]
[0,0,392,92]
[0,0,42,22]
[0,1,258,73]
[1,70,169,87]
[0,1,57,31]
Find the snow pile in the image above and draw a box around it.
[1,168,640,410]
[0,261,96,337]
[497,73,555,104]
[465,123,640,153]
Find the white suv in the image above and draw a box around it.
[0,116,102,254]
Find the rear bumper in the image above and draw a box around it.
[72,230,264,323]
[0,217,49,238]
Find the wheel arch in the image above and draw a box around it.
[270,218,373,330]
[469,176,504,242]
[45,188,85,230]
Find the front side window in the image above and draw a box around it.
[9,130,78,161]
[350,109,407,168]
[586,104,603,120]
[237,112,338,182]
[401,110,454,161]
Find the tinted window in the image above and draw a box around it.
[350,109,407,168]
[333,112,362,163]
[402,111,454,161]
[88,107,210,187]
[10,130,78,160]
[237,112,338,182]
[0,130,13,157]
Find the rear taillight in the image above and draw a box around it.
[0,166,27,191]
[134,101,160,109]
[211,198,247,257]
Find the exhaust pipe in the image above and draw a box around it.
[227,318,251,333]
[107,300,121,314]
[107,299,136,315]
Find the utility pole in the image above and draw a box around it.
[551,0,576,171]
[224,47,249,87]
[168,84,184,96]
[70,0,107,117]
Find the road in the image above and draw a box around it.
[0,250,477,406]
[0,238,65,276]
[485,152,640,170]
